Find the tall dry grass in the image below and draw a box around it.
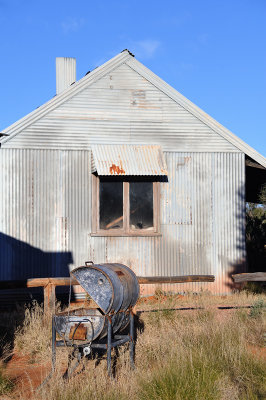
[4,293,266,399]
[14,300,52,363]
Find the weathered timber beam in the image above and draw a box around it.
[0,275,215,314]
[0,278,78,289]
[232,272,266,283]
[138,275,215,284]
[28,277,77,287]
[0,275,215,290]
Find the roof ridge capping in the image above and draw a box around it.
[121,49,135,57]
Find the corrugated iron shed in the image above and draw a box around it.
[0,50,265,302]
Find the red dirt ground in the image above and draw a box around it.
[3,353,51,399]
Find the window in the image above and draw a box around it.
[92,176,160,236]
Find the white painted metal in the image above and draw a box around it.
[56,57,76,95]
[91,145,168,175]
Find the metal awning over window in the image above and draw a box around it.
[91,145,168,176]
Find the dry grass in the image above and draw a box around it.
[2,293,266,399]
[138,287,265,311]
[13,301,52,363]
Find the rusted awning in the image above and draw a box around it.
[91,145,168,176]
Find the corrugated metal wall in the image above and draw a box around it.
[2,64,239,153]
[0,149,245,295]
[0,149,90,280]
[91,152,246,294]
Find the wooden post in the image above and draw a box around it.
[44,283,56,314]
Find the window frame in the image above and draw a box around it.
[91,175,161,237]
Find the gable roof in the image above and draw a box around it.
[1,50,265,169]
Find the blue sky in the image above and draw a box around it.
[0,0,265,156]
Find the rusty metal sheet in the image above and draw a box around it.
[91,144,168,176]
[69,323,87,340]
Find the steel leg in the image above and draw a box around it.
[63,350,82,380]
[107,318,112,376]
[129,310,135,369]
[52,317,56,371]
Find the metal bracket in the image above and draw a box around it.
[85,261,94,267]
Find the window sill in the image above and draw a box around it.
[90,232,162,237]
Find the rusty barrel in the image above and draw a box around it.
[54,263,139,343]
[71,263,139,314]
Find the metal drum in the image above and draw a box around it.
[54,308,105,342]
[71,263,139,313]
[54,263,139,342]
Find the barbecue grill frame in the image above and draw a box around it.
[52,308,135,377]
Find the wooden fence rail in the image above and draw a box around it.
[0,275,215,313]
[232,272,266,283]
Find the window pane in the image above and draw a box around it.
[100,181,123,230]
[130,182,153,230]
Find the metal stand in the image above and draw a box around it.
[52,317,56,371]
[107,317,112,375]
[129,310,135,369]
[51,310,135,379]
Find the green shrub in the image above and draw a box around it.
[249,299,266,318]
[0,367,14,396]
